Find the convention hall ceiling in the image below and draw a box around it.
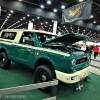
[0,0,100,42]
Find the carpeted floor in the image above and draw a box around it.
[0,62,100,100]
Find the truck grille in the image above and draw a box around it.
[76,57,88,65]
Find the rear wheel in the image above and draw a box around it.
[0,52,11,69]
[34,65,54,92]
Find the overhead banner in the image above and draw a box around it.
[62,0,93,23]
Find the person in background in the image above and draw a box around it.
[86,45,90,52]
[93,45,99,59]
[81,44,86,51]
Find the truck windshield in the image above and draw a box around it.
[37,33,56,43]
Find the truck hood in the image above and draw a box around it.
[43,33,89,44]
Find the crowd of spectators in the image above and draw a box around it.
[76,44,100,59]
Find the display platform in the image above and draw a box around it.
[0,62,100,100]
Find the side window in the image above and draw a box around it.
[20,32,34,45]
[1,32,17,40]
[37,33,46,43]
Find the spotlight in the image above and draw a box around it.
[23,17,26,19]
[32,19,35,21]
[61,5,65,9]
[90,15,93,18]
[79,0,83,2]
[41,23,43,25]
[47,0,51,4]
[40,5,44,8]
[8,14,11,16]
[53,9,57,12]
[10,10,14,13]
[18,0,22,1]
[37,17,40,19]
[93,21,96,23]
[27,14,30,17]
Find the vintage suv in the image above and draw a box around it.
[0,29,91,92]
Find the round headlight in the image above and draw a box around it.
[72,59,76,66]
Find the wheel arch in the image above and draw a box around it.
[34,57,56,77]
[0,48,7,54]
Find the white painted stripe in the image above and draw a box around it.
[13,43,70,56]
[0,41,70,56]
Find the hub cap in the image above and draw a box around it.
[2,58,5,63]
[41,75,47,82]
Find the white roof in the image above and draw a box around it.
[1,29,57,36]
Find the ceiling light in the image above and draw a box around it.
[32,19,35,21]
[37,16,40,19]
[61,5,65,9]
[46,22,48,24]
[27,14,30,17]
[7,16,10,18]
[18,0,22,1]
[41,23,43,25]
[93,21,96,23]
[20,19,23,21]
[53,9,57,12]
[47,0,51,4]
[10,10,14,13]
[40,5,44,8]
[8,14,11,16]
[23,17,26,19]
[79,0,83,2]
[90,15,93,18]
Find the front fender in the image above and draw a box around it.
[33,55,56,69]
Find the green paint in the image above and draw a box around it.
[0,30,91,74]
[19,49,25,57]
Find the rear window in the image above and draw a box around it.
[0,32,17,40]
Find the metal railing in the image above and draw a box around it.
[0,79,58,100]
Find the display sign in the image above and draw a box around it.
[62,0,93,23]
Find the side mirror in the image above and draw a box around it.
[24,40,34,46]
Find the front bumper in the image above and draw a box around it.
[55,65,91,84]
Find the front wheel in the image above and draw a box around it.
[34,65,54,92]
[0,52,11,69]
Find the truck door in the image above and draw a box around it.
[18,32,36,67]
